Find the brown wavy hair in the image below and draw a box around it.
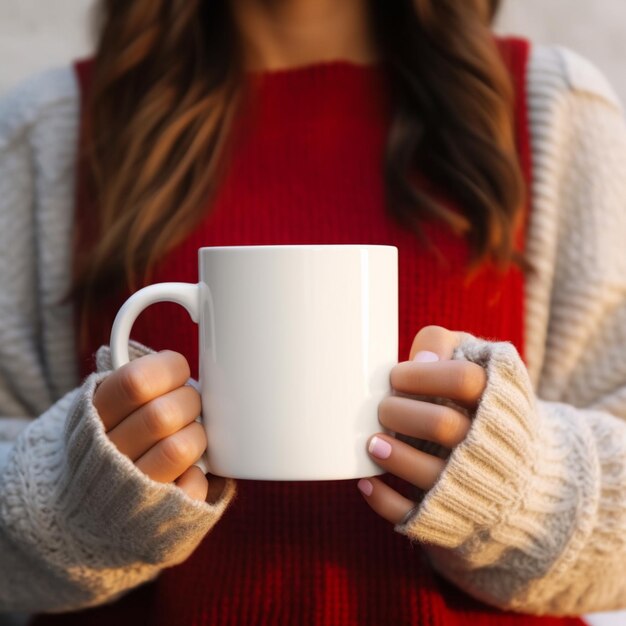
[75,0,523,306]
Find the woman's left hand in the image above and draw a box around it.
[357,325,488,525]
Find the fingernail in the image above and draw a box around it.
[413,350,439,363]
[357,479,373,496]
[368,436,392,459]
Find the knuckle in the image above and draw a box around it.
[190,422,208,449]
[182,386,202,415]
[162,350,191,381]
[119,364,154,404]
[161,424,206,468]
[161,434,195,467]
[452,362,475,396]
[433,406,461,445]
[453,362,485,399]
[142,396,179,438]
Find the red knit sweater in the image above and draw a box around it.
[34,38,586,626]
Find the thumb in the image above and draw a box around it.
[408,325,462,362]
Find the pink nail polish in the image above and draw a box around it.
[413,350,439,363]
[357,479,373,496]
[368,436,392,459]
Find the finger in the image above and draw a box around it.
[390,359,487,409]
[175,465,209,502]
[107,385,201,461]
[357,476,416,526]
[135,421,207,483]
[409,325,460,361]
[367,434,446,491]
[378,395,471,449]
[94,351,191,431]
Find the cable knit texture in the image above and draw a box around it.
[1,43,626,616]
[0,342,236,612]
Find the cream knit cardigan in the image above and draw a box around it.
[1,44,626,617]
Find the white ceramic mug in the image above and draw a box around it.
[110,244,398,481]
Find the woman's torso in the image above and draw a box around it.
[32,37,585,626]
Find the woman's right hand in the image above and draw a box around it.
[93,350,221,503]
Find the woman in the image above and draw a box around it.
[1,0,625,624]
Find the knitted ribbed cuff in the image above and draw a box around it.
[0,343,237,611]
[392,335,611,613]
[395,335,542,549]
[60,369,236,568]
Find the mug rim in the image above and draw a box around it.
[199,244,398,252]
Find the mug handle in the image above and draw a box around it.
[110,282,210,475]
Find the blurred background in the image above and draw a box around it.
[0,1,625,625]
[2,0,626,105]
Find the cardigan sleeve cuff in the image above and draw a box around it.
[394,335,545,550]
[75,341,238,565]
[0,341,236,611]
[62,367,237,567]
[391,334,619,614]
